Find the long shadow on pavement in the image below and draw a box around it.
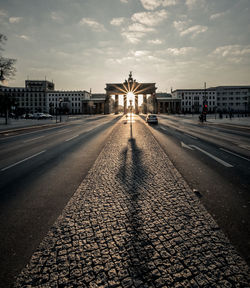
[116,126,156,286]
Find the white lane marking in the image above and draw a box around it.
[0,125,66,140]
[184,133,197,139]
[238,144,250,151]
[65,135,79,142]
[220,148,250,162]
[23,135,45,143]
[161,126,167,131]
[1,150,46,171]
[181,142,194,150]
[190,145,233,168]
[54,129,73,136]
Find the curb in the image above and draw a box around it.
[0,122,65,135]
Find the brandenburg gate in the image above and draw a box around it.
[104,72,157,115]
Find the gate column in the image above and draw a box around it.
[104,94,111,114]
[135,94,139,114]
[152,93,157,114]
[143,94,147,114]
[123,95,127,114]
[115,94,119,114]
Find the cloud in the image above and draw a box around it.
[0,9,8,17]
[210,11,228,20]
[121,31,145,43]
[162,0,178,7]
[133,50,150,57]
[50,12,63,23]
[173,20,191,31]
[120,0,128,3]
[148,39,162,44]
[79,18,105,32]
[140,0,162,10]
[18,35,30,41]
[9,17,22,23]
[212,45,250,57]
[180,25,208,37]
[132,10,168,26]
[128,23,155,32]
[185,0,205,9]
[140,0,178,10]
[110,17,125,26]
[166,47,197,55]
[211,45,250,64]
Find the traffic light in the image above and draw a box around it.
[203,104,208,113]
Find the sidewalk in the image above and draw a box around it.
[0,115,105,133]
[0,117,60,133]
[166,114,250,127]
[14,116,250,287]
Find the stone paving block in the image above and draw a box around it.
[14,117,250,287]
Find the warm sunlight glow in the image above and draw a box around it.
[127,92,135,107]
[127,92,134,101]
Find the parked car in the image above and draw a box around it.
[146,114,158,124]
[43,113,53,120]
[32,113,47,119]
[21,113,33,119]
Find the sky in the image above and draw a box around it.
[0,0,250,93]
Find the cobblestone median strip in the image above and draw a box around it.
[15,117,250,287]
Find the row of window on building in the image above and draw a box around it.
[1,80,250,114]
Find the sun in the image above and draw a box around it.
[126,91,135,107]
[126,91,134,100]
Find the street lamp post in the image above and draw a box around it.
[59,98,62,122]
[55,99,58,123]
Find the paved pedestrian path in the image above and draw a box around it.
[14,116,250,287]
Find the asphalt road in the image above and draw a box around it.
[0,114,250,286]
[0,114,121,287]
[144,114,250,266]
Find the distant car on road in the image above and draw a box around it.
[21,113,33,119]
[43,113,53,120]
[32,113,53,120]
[146,114,158,124]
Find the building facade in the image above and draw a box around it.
[0,80,91,115]
[0,80,54,115]
[47,90,91,114]
[171,86,250,113]
[172,88,217,113]
[214,86,250,113]
[155,93,181,113]
[1,80,249,116]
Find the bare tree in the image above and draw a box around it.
[0,34,17,123]
[0,34,16,82]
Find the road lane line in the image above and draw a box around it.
[1,150,46,171]
[220,148,250,162]
[190,145,233,168]
[0,125,73,141]
[65,135,79,142]
[181,142,194,150]
[184,133,197,139]
[54,129,74,136]
[23,135,45,143]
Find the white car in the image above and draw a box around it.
[32,113,47,119]
[146,114,158,124]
